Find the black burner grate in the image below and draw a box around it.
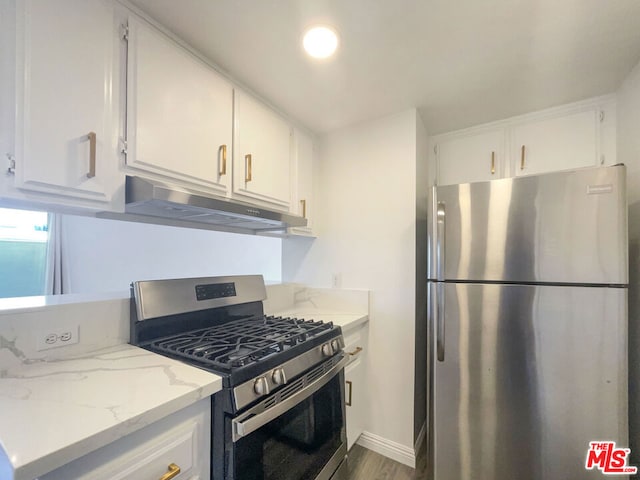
[146,315,334,371]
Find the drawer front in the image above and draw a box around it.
[95,423,198,480]
[344,329,364,365]
[40,399,209,480]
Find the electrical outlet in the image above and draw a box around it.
[36,325,79,351]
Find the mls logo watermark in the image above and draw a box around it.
[585,442,638,475]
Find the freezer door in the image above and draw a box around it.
[435,165,628,284]
[433,283,628,480]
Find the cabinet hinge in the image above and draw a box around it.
[121,24,129,41]
[599,110,605,122]
[433,144,439,155]
[600,154,606,165]
[120,139,128,157]
[6,154,15,175]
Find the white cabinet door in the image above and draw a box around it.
[289,129,314,235]
[13,0,120,204]
[125,15,232,195]
[511,109,598,177]
[344,325,368,450]
[234,90,292,208]
[436,129,504,186]
[40,398,210,480]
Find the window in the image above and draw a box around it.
[0,208,49,298]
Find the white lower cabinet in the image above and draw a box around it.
[344,323,368,451]
[39,399,210,480]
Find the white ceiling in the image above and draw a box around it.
[129,0,640,135]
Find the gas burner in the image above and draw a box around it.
[145,315,334,372]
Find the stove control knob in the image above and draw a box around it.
[331,339,341,352]
[272,368,287,385]
[254,376,270,396]
[321,343,333,357]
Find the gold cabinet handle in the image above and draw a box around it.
[348,346,363,356]
[345,380,353,407]
[219,144,227,176]
[300,199,307,218]
[520,145,526,170]
[245,154,252,182]
[159,463,181,480]
[87,132,96,178]
[490,151,495,175]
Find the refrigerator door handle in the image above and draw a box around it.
[436,201,446,361]
[436,283,445,362]
[436,202,445,281]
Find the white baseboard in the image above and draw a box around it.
[414,422,426,454]
[356,431,416,468]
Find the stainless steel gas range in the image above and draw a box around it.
[130,275,348,480]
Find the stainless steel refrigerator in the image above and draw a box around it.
[427,164,629,480]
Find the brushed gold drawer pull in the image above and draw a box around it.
[300,199,307,218]
[345,380,353,407]
[245,154,252,182]
[520,145,526,170]
[219,144,227,175]
[490,151,495,175]
[159,463,181,480]
[87,131,96,178]
[348,346,363,356]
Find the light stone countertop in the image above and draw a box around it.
[264,284,370,335]
[0,343,222,480]
[268,308,368,334]
[0,284,369,480]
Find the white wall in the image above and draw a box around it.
[617,57,640,464]
[283,109,420,452]
[60,215,282,294]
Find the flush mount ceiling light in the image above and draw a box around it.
[303,26,339,59]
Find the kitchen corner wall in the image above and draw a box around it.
[618,57,640,465]
[414,112,430,446]
[282,109,428,458]
[59,215,282,294]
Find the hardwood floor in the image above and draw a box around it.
[347,443,427,480]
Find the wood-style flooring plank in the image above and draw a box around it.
[347,442,427,480]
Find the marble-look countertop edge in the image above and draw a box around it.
[1,345,223,480]
[337,314,369,333]
[14,383,221,480]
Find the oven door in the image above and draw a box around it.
[227,354,349,480]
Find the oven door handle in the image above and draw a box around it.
[232,354,349,442]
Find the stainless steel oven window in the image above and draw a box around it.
[227,356,348,480]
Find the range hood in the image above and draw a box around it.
[122,176,307,233]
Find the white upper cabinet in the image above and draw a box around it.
[431,96,616,186]
[436,129,504,186]
[12,0,120,205]
[510,109,598,177]
[289,129,315,235]
[125,15,233,195]
[234,90,292,208]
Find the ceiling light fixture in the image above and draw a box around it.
[303,25,339,59]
